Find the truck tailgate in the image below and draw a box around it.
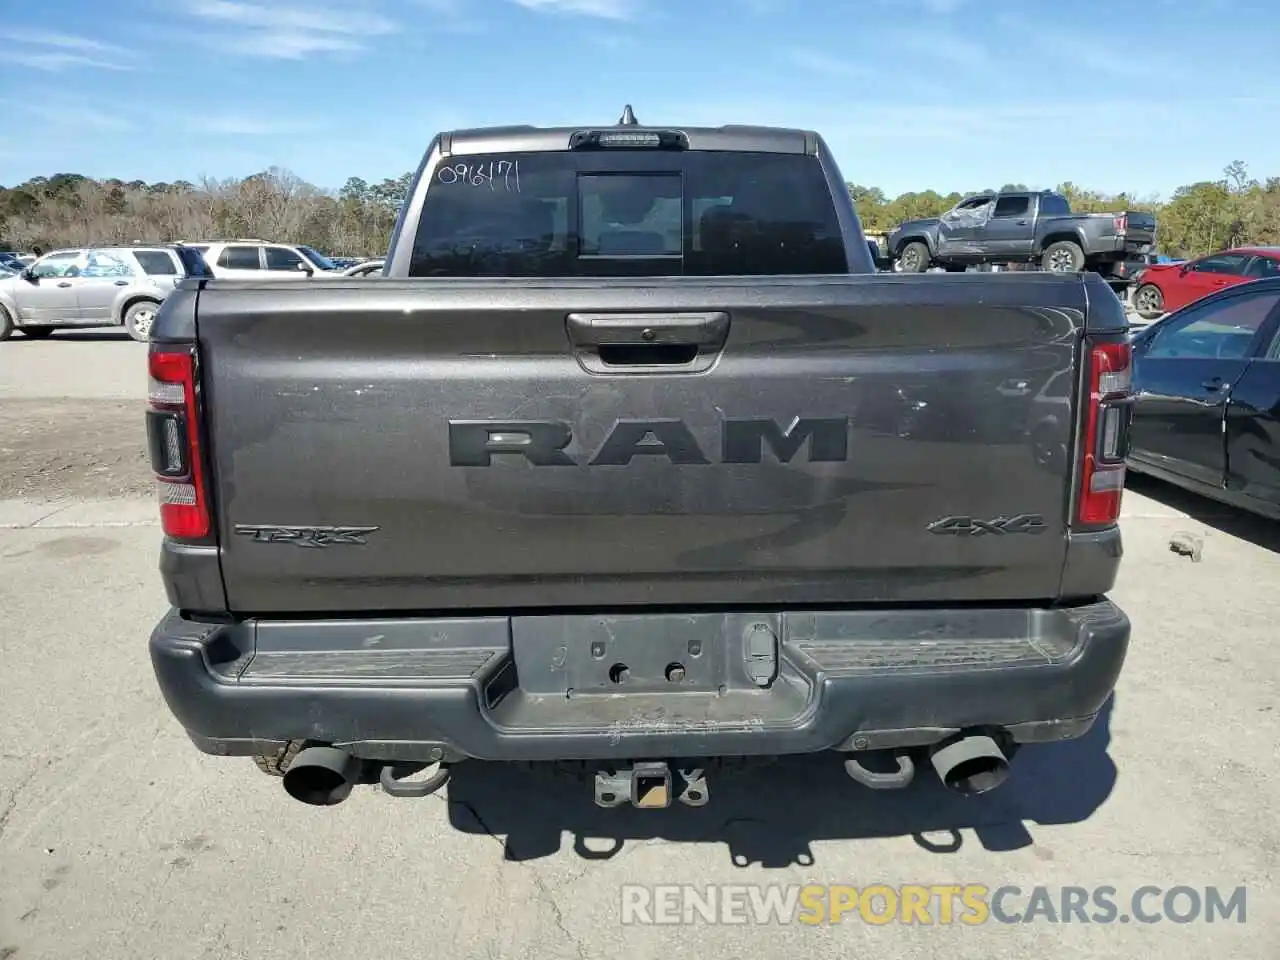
[195,274,1087,614]
[1121,210,1157,246]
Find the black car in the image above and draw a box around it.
[1127,276,1280,519]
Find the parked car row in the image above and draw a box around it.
[329,256,379,270]
[0,244,209,342]
[0,240,389,342]
[0,251,36,270]
[177,239,345,278]
[341,258,384,276]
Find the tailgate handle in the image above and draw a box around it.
[566,312,729,375]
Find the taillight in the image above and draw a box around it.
[1114,214,1128,235]
[147,346,210,539]
[1077,340,1133,527]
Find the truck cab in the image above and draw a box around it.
[936,191,1061,263]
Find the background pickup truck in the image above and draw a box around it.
[887,190,1157,279]
[147,112,1133,812]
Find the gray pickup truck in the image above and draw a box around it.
[147,110,1133,811]
[887,190,1157,278]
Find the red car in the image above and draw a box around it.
[1132,246,1280,320]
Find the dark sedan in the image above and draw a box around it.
[1127,276,1280,519]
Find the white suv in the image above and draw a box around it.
[0,245,196,342]
[184,240,343,280]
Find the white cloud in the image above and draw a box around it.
[508,0,637,20]
[0,29,131,71]
[190,0,396,34]
[187,0,398,59]
[238,32,366,57]
[0,51,133,72]
[0,29,128,54]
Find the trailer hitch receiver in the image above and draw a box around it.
[594,762,709,809]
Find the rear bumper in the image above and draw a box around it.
[1086,239,1152,262]
[150,600,1130,764]
[1104,259,1149,283]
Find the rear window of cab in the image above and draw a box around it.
[410,151,848,278]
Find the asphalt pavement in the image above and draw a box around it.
[1,331,1277,959]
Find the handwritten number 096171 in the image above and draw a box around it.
[436,160,521,192]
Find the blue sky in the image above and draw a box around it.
[1,0,1275,198]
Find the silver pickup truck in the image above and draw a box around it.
[146,111,1133,812]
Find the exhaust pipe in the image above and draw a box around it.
[281,746,363,806]
[929,734,1010,796]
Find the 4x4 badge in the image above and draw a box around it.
[927,514,1046,537]
[234,524,380,548]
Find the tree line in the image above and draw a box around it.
[0,170,413,259]
[2,162,1277,260]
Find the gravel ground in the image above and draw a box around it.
[0,399,150,500]
[0,332,150,501]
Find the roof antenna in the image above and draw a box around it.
[618,104,638,126]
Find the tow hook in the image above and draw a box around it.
[379,761,451,798]
[843,750,916,790]
[594,762,709,809]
